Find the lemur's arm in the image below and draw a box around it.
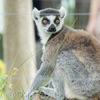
[38,50,90,100]
[24,61,53,100]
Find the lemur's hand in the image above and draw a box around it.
[24,91,38,100]
[24,92,30,100]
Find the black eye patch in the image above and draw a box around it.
[54,17,60,25]
[42,17,50,25]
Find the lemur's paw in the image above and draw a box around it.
[24,92,30,100]
[40,87,56,97]
[40,87,51,95]
[24,91,38,100]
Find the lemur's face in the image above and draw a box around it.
[39,15,61,33]
[32,7,67,34]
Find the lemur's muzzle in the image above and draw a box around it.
[48,24,56,32]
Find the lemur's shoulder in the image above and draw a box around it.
[46,24,100,49]
[44,25,100,64]
[63,26,100,68]
[65,26,100,51]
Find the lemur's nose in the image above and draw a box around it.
[48,24,56,32]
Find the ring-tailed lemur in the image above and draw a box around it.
[25,7,100,100]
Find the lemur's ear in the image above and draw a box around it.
[32,7,40,20]
[59,6,67,18]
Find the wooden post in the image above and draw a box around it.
[3,0,36,99]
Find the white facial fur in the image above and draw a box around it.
[32,7,67,45]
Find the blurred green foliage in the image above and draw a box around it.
[0,34,3,60]
[0,60,5,96]
[61,0,75,26]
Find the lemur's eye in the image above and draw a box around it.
[56,20,59,24]
[54,17,60,25]
[42,17,50,25]
[43,20,47,24]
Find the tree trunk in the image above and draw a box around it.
[3,0,36,99]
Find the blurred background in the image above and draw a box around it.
[0,0,91,63]
[0,0,99,99]
[0,0,91,60]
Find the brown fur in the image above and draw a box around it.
[44,25,100,66]
[43,25,100,99]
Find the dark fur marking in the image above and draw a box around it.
[40,8,60,17]
[54,17,60,25]
[77,36,92,47]
[68,36,92,50]
[83,37,92,47]
[47,26,66,42]
[42,17,50,25]
[47,30,61,42]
